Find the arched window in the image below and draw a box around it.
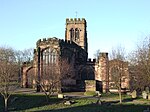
[80,66,94,80]
[42,48,58,76]
[43,48,58,65]
[51,49,57,64]
[70,28,74,39]
[75,28,79,41]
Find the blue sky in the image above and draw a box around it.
[0,0,150,58]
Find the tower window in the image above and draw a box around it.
[70,28,74,40]
[75,28,79,41]
[70,28,80,42]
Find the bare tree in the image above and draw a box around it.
[109,45,126,104]
[109,45,126,61]
[37,57,74,102]
[0,47,19,112]
[15,48,34,62]
[110,61,125,104]
[129,37,150,91]
[93,49,101,61]
[15,48,34,84]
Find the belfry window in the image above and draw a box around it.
[75,28,79,41]
[70,28,74,39]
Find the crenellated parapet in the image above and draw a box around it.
[65,18,87,52]
[36,37,60,47]
[66,18,86,24]
[59,38,88,63]
[36,37,87,57]
[60,39,83,50]
[87,58,96,63]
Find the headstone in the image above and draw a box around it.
[145,87,150,93]
[64,95,70,100]
[64,101,72,105]
[58,94,64,99]
[126,92,131,95]
[148,94,150,100]
[96,91,101,97]
[142,91,148,99]
[131,90,137,98]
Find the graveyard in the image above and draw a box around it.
[0,89,150,112]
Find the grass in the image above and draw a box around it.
[84,91,97,96]
[0,93,150,112]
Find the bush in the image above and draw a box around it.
[84,91,97,96]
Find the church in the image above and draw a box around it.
[22,18,129,93]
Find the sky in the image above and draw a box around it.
[0,0,150,58]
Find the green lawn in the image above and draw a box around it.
[0,93,150,112]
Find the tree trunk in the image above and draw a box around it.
[4,98,8,112]
[39,84,50,102]
[118,85,122,104]
[57,81,62,93]
[45,93,49,103]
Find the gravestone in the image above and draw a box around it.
[96,91,101,97]
[126,92,131,95]
[145,87,150,94]
[142,91,148,99]
[148,94,150,100]
[131,90,137,98]
[64,101,72,105]
[58,94,64,99]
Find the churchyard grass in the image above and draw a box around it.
[0,93,150,112]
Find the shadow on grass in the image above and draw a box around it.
[37,103,150,112]
[122,97,134,102]
[0,94,62,112]
[0,94,150,112]
[0,95,4,111]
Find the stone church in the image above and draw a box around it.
[22,18,129,93]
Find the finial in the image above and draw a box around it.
[75,11,78,18]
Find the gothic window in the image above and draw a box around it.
[43,49,50,64]
[43,48,58,65]
[51,49,57,63]
[42,48,58,75]
[80,67,94,80]
[70,28,74,40]
[75,28,79,41]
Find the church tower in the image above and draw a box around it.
[65,18,88,52]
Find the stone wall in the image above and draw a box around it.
[65,18,88,52]
[96,53,109,93]
[109,59,129,91]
